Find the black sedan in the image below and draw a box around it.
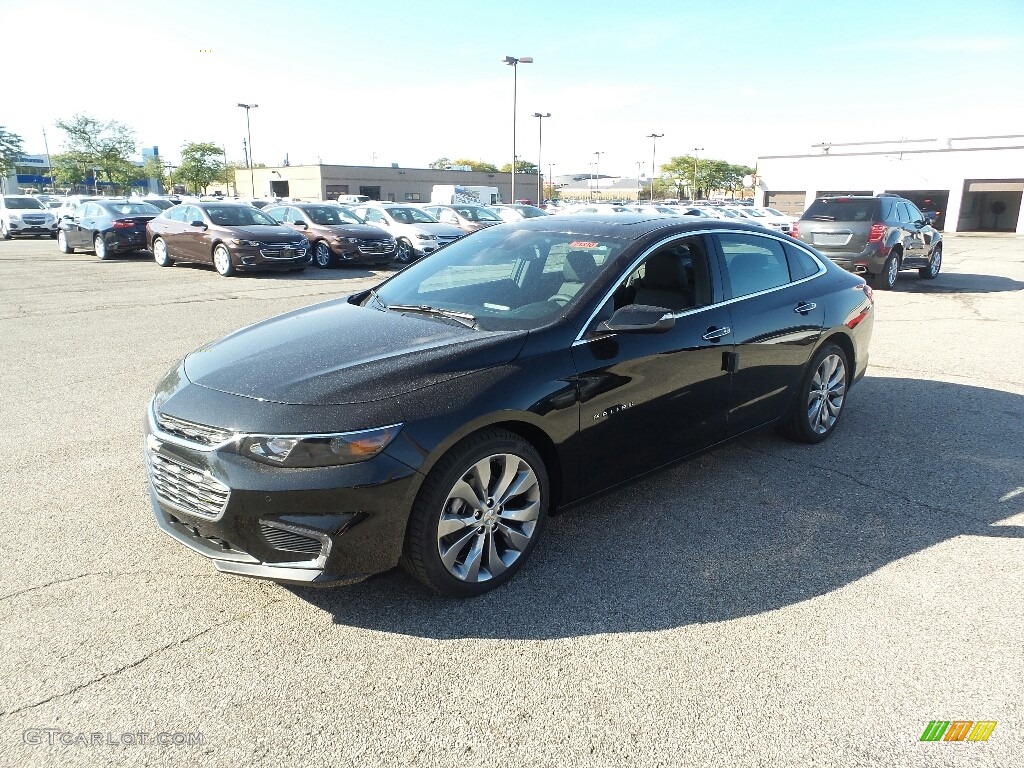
[58,200,161,259]
[145,216,874,596]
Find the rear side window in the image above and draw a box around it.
[802,199,879,222]
[783,243,821,281]
[717,233,791,298]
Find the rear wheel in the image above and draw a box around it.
[94,234,110,260]
[153,237,174,267]
[401,429,549,597]
[58,230,74,254]
[919,246,941,279]
[872,251,899,290]
[314,240,334,268]
[785,342,849,443]
[213,244,235,276]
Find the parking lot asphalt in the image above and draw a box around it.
[0,234,1022,768]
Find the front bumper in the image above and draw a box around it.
[332,240,396,263]
[7,220,57,236]
[144,402,422,585]
[232,244,311,270]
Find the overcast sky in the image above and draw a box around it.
[5,0,1023,177]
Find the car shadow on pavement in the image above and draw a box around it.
[900,273,1024,293]
[291,377,1024,639]
[167,262,393,280]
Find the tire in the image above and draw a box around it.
[50,232,58,240]
[919,246,942,279]
[871,251,900,290]
[57,230,74,254]
[785,342,849,444]
[213,243,235,276]
[94,234,110,260]
[1,222,10,240]
[401,428,549,597]
[314,240,334,269]
[395,238,415,264]
[153,237,174,267]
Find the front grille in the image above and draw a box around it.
[260,523,324,556]
[357,239,396,254]
[156,412,235,446]
[148,452,230,519]
[259,242,308,259]
[23,216,46,224]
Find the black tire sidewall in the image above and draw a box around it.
[403,429,549,597]
[789,342,849,444]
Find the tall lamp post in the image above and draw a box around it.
[646,133,664,201]
[636,160,644,202]
[692,147,704,200]
[237,103,258,197]
[503,55,533,204]
[593,151,604,202]
[548,162,555,202]
[532,112,550,205]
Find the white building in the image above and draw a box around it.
[754,135,1024,234]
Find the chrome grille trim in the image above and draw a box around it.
[147,451,230,520]
[259,242,308,259]
[155,411,235,447]
[357,240,396,254]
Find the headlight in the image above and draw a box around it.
[416,233,434,240]
[231,239,262,247]
[8,213,21,221]
[241,424,402,468]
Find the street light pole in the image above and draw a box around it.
[636,161,643,202]
[692,147,704,200]
[237,103,258,197]
[532,112,550,205]
[503,56,533,205]
[593,151,603,202]
[548,162,555,201]
[646,133,664,202]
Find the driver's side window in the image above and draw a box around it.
[609,237,712,315]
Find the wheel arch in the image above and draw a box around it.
[818,330,856,386]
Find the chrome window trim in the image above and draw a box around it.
[571,227,827,347]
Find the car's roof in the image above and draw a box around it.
[509,213,769,240]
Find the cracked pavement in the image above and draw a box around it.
[0,234,1022,767]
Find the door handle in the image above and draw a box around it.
[794,302,817,314]
[702,326,731,341]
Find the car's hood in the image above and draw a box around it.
[183,299,527,405]
[228,225,304,242]
[320,223,392,238]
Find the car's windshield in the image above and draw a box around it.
[102,202,161,216]
[371,227,629,331]
[204,205,279,226]
[514,205,547,218]
[141,198,173,210]
[453,205,502,222]
[4,197,45,210]
[385,206,438,224]
[305,206,363,225]
[742,208,768,217]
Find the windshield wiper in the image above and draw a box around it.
[387,304,479,330]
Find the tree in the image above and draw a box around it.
[499,160,538,174]
[55,114,139,194]
[0,126,25,180]
[175,142,225,194]
[452,158,499,173]
[428,157,452,170]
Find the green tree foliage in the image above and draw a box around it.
[428,157,451,169]
[55,114,142,193]
[452,158,500,173]
[0,126,25,179]
[499,160,538,174]
[174,142,226,194]
[659,155,756,199]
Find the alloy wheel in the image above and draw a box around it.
[806,354,847,435]
[886,254,899,286]
[436,453,541,583]
[929,250,942,277]
[214,245,233,276]
[315,241,332,268]
[95,235,107,260]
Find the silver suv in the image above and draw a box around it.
[1,195,58,239]
[794,194,942,289]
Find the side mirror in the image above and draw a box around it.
[190,220,207,229]
[595,305,675,334]
[292,221,308,228]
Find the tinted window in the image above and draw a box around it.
[3,197,45,209]
[263,206,285,222]
[802,199,879,222]
[386,206,438,224]
[203,205,278,226]
[101,202,160,216]
[142,198,173,210]
[896,202,912,223]
[905,202,924,223]
[718,233,791,298]
[303,206,361,225]
[81,203,102,218]
[783,243,821,281]
[612,237,712,312]
[165,205,188,222]
[454,205,501,222]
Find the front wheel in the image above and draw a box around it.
[785,343,849,443]
[401,429,549,597]
[919,247,941,279]
[94,234,110,260]
[153,237,174,267]
[213,244,235,276]
[314,240,334,269]
[395,238,415,264]
[58,230,74,254]
[1,221,11,240]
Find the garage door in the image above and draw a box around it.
[764,192,806,216]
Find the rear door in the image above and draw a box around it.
[76,203,102,248]
[710,231,825,435]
